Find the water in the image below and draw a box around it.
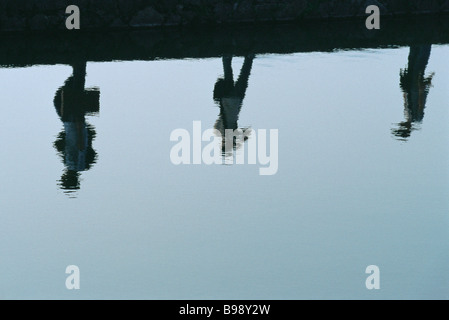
[1,25,449,299]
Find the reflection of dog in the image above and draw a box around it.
[53,63,100,193]
[213,55,254,156]
[392,45,433,140]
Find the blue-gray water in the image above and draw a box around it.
[0,44,448,299]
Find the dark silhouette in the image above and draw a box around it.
[53,62,100,196]
[392,45,434,140]
[213,54,254,157]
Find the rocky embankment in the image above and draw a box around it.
[0,0,448,32]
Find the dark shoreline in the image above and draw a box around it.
[1,14,448,68]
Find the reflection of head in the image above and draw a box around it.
[58,170,81,193]
[214,119,252,157]
[392,45,433,140]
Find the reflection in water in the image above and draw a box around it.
[53,62,100,196]
[392,45,434,140]
[213,54,254,159]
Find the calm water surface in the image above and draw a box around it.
[0,40,448,299]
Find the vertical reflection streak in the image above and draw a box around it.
[213,54,255,160]
[392,45,434,140]
[53,62,100,197]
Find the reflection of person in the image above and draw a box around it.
[53,62,100,194]
[392,45,434,140]
[213,54,254,156]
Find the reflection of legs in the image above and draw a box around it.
[71,61,87,92]
[234,55,254,99]
[223,56,234,85]
[223,55,233,83]
[407,45,431,77]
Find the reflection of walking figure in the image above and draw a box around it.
[53,62,100,195]
[392,45,434,140]
[213,54,254,156]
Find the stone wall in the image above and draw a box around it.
[0,0,449,32]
